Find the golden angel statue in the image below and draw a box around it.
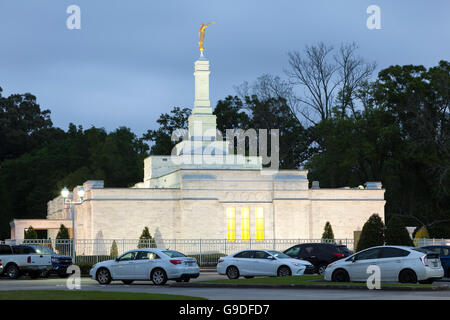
[198,21,216,53]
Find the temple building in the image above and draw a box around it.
[9,51,385,243]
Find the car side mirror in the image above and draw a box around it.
[267,256,276,260]
[351,256,357,263]
[115,258,119,262]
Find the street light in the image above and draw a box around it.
[61,186,85,261]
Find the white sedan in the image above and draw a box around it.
[324,245,444,284]
[217,249,314,279]
[90,248,199,285]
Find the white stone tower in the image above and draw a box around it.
[175,53,228,156]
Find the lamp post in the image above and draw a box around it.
[61,187,85,261]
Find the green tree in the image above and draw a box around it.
[321,221,335,240]
[24,226,38,240]
[55,224,70,255]
[0,87,62,162]
[137,227,156,248]
[110,240,119,258]
[414,226,430,240]
[142,107,191,156]
[356,214,385,251]
[385,216,414,246]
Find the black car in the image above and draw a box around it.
[283,243,352,274]
[22,245,73,277]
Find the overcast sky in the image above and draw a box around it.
[1,0,449,136]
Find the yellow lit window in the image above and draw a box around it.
[256,207,264,240]
[241,207,250,240]
[226,207,235,241]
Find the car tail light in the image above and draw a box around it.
[421,255,429,267]
[27,256,31,263]
[170,259,182,265]
[333,253,344,258]
[218,259,224,263]
[0,259,2,266]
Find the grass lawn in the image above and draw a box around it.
[200,275,433,287]
[0,290,207,300]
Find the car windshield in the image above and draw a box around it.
[267,250,291,259]
[31,245,55,255]
[162,250,186,258]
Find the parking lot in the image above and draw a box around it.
[1,273,450,300]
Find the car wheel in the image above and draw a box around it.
[96,268,112,285]
[244,276,254,279]
[151,268,168,285]
[317,263,328,275]
[5,264,20,279]
[399,269,417,284]
[226,266,240,279]
[122,280,134,285]
[331,269,350,282]
[277,266,292,277]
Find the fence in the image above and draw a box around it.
[4,238,355,266]
[414,238,450,247]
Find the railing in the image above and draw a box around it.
[3,238,355,266]
[414,238,450,247]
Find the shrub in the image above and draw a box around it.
[137,227,156,248]
[55,224,71,255]
[356,214,385,252]
[321,221,335,240]
[414,225,430,246]
[385,216,414,246]
[75,262,95,275]
[24,226,38,240]
[110,240,118,258]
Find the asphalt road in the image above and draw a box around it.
[1,274,450,300]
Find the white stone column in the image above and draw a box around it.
[193,55,212,114]
[188,54,218,144]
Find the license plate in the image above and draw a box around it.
[185,261,193,266]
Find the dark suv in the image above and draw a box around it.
[283,243,352,274]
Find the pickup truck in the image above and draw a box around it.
[0,244,52,279]
[26,244,73,277]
